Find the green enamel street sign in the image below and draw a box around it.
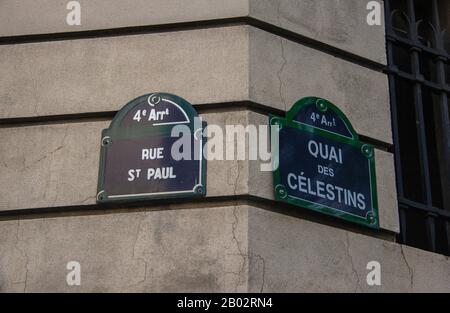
[97,93,206,203]
[271,97,379,228]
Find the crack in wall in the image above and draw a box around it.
[50,126,69,207]
[276,2,287,111]
[231,206,247,291]
[345,232,361,293]
[14,219,29,292]
[400,245,414,291]
[228,154,266,293]
[278,38,287,112]
[24,145,64,169]
[132,214,148,286]
[230,158,247,292]
[80,196,95,204]
[251,253,266,293]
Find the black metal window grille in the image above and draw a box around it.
[385,0,450,256]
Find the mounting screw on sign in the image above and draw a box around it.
[316,99,328,112]
[275,184,288,199]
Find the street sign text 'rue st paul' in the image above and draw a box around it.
[97,93,206,203]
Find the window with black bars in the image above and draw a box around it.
[385,0,450,256]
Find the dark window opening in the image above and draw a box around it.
[419,53,438,82]
[438,0,450,53]
[421,87,444,208]
[386,0,450,256]
[392,44,413,73]
[445,62,450,86]
[394,78,424,203]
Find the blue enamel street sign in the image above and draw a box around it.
[271,97,379,228]
[97,93,206,203]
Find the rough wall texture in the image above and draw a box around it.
[0,1,448,293]
[0,27,249,118]
[0,206,248,292]
[247,207,450,292]
[0,0,385,63]
[0,26,389,144]
[0,206,448,292]
[249,27,391,143]
[249,0,386,64]
[0,111,398,234]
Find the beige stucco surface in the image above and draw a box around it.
[0,205,248,292]
[248,27,391,144]
[0,26,249,119]
[0,26,391,144]
[247,207,450,292]
[0,110,398,233]
[2,1,446,295]
[0,205,447,292]
[249,0,386,64]
[0,0,386,64]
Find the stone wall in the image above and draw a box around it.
[1,0,449,292]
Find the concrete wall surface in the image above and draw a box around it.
[0,0,385,63]
[0,205,448,292]
[0,110,399,233]
[0,26,391,144]
[247,207,450,292]
[1,1,448,294]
